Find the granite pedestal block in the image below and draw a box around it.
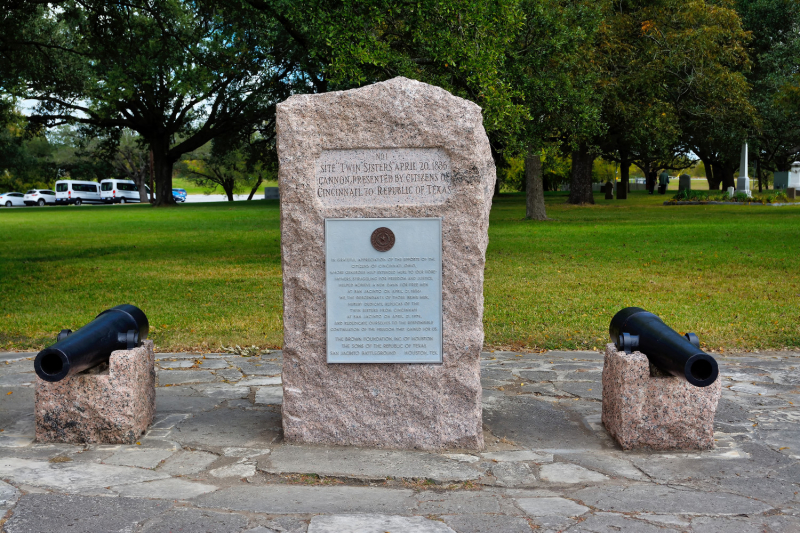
[35,340,156,444]
[601,343,721,450]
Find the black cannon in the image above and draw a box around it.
[609,307,718,387]
[34,304,149,382]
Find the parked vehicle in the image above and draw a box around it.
[0,192,26,207]
[172,188,187,202]
[23,189,57,206]
[54,180,103,205]
[100,179,150,204]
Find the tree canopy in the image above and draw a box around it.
[587,0,755,198]
[1,0,796,202]
[1,0,294,204]
[736,0,800,191]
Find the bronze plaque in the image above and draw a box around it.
[370,227,395,252]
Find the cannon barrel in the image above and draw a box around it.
[34,304,149,382]
[609,307,718,387]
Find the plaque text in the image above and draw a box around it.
[325,218,443,364]
[316,148,452,206]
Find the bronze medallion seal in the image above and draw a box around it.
[370,227,395,252]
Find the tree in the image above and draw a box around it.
[0,109,59,191]
[5,0,534,206]
[46,126,118,183]
[495,145,574,194]
[246,0,529,154]
[183,146,242,201]
[568,144,597,204]
[108,133,152,203]
[591,0,754,195]
[509,0,606,208]
[524,154,547,219]
[736,0,800,191]
[182,129,276,201]
[2,0,295,206]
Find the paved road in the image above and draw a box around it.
[1,349,798,532]
[184,194,260,203]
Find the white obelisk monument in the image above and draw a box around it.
[737,143,751,197]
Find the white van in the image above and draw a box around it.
[100,179,149,204]
[54,180,103,205]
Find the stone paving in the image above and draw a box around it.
[0,348,798,532]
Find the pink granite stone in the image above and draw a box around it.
[35,340,156,444]
[277,77,495,450]
[602,343,721,450]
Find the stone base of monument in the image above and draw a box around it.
[35,340,156,444]
[737,177,752,197]
[601,343,721,451]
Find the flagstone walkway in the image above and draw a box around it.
[0,348,798,532]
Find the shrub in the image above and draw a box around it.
[733,192,750,202]
[672,189,708,201]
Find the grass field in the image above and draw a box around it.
[1,192,798,352]
[172,177,279,196]
[667,178,710,190]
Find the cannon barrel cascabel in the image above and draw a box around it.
[34,304,149,382]
[609,307,718,387]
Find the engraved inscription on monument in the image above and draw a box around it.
[325,218,442,364]
[316,148,452,207]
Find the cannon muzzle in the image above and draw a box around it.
[34,304,149,382]
[609,307,718,387]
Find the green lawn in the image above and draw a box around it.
[1,192,798,352]
[667,178,710,190]
[171,177,209,195]
[0,201,283,352]
[172,177,279,196]
[485,192,799,352]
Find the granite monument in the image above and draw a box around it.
[276,77,495,450]
[678,173,691,192]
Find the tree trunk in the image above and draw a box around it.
[223,180,235,201]
[641,160,655,194]
[137,180,149,203]
[525,153,547,220]
[134,160,149,204]
[149,150,156,204]
[617,155,629,200]
[494,176,500,196]
[247,176,264,201]
[756,157,763,192]
[151,142,177,206]
[721,162,735,190]
[648,169,657,194]
[706,161,722,190]
[567,144,594,205]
